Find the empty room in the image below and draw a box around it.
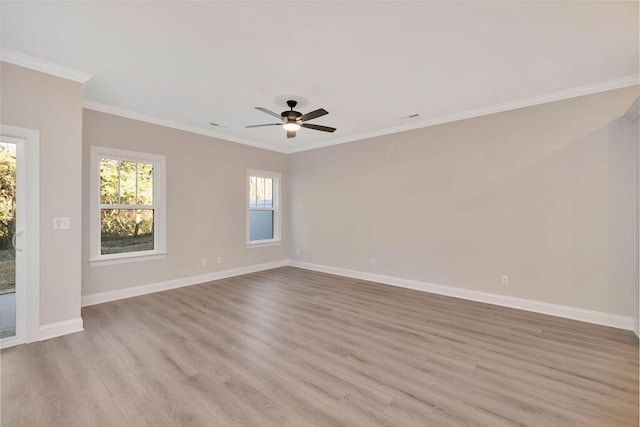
[1,1,639,426]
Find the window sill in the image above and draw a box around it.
[246,240,282,248]
[90,252,167,267]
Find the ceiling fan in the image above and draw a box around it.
[246,100,337,138]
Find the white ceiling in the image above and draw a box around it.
[1,1,638,153]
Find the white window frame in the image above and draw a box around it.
[246,169,281,247]
[90,146,166,266]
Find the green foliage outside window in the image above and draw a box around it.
[100,158,154,253]
[0,144,16,251]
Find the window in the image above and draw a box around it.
[247,170,281,245]
[90,146,166,265]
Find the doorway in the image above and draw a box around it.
[0,125,39,348]
[0,140,17,339]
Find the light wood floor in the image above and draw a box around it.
[2,267,638,426]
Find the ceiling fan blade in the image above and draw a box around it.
[255,107,282,119]
[301,123,336,133]
[299,108,328,122]
[287,130,296,139]
[245,123,282,128]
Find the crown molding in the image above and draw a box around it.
[287,74,640,153]
[83,74,638,155]
[0,48,93,83]
[82,101,287,153]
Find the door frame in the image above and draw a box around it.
[0,124,40,349]
[623,98,640,337]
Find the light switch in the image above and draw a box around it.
[53,217,70,229]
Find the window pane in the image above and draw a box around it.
[119,161,137,205]
[249,176,257,208]
[0,142,16,307]
[101,209,154,254]
[100,158,119,204]
[249,210,273,241]
[137,162,154,205]
[264,178,273,208]
[256,177,265,207]
[249,175,274,208]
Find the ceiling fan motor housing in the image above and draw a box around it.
[282,110,302,124]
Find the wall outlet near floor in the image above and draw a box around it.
[501,275,509,285]
[295,248,300,256]
[370,257,375,266]
[201,259,208,267]
[217,256,222,264]
[53,217,70,229]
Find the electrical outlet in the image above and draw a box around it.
[501,275,509,285]
[201,259,208,267]
[370,257,375,266]
[217,256,222,264]
[53,217,70,229]
[295,248,300,256]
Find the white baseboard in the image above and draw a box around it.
[39,317,84,341]
[81,260,289,307]
[0,335,24,350]
[79,258,635,332]
[288,260,635,331]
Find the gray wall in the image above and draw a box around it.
[5,59,636,324]
[288,87,639,317]
[0,62,83,325]
[82,109,288,296]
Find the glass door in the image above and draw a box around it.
[0,140,16,339]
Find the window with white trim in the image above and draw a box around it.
[90,146,166,264]
[247,170,281,245]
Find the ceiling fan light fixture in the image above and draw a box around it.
[283,122,301,131]
[248,101,336,138]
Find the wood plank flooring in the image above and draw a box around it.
[1,266,638,426]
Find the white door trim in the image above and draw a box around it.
[0,125,40,349]
[624,98,640,338]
